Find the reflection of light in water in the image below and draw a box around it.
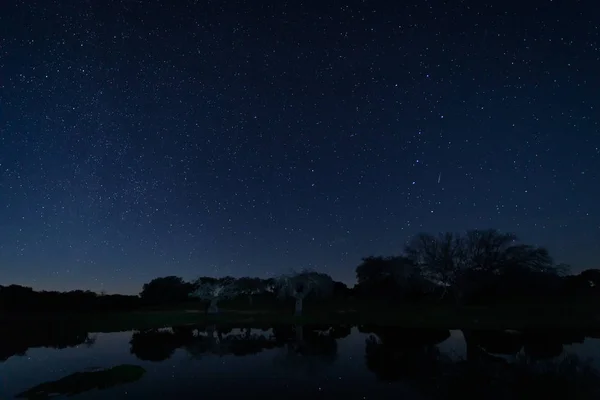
[434,330,600,369]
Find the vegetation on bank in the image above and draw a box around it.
[3,302,600,334]
[83,305,600,332]
[1,229,599,330]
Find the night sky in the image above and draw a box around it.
[1,0,599,294]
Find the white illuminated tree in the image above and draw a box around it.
[276,270,334,316]
[189,277,238,314]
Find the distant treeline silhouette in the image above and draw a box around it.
[0,285,141,313]
[1,229,599,313]
[0,320,96,362]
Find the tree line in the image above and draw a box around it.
[1,229,598,314]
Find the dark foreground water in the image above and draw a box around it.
[2,324,600,399]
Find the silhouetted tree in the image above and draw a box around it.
[94,293,140,311]
[579,269,600,286]
[0,285,39,311]
[331,281,352,298]
[563,269,600,300]
[355,256,425,302]
[405,229,558,303]
[0,284,140,314]
[140,276,193,305]
[404,232,466,301]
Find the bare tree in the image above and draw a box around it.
[355,256,422,299]
[405,232,466,300]
[462,229,518,273]
[405,229,557,303]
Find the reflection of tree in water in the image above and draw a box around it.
[464,329,587,361]
[362,327,600,399]
[449,334,599,399]
[130,325,283,361]
[184,325,238,358]
[227,327,279,356]
[128,324,350,372]
[272,324,351,375]
[362,326,451,383]
[453,329,599,399]
[182,325,277,359]
[0,322,96,362]
[523,330,585,360]
[513,353,598,398]
[129,326,195,362]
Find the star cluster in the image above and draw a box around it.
[1,0,599,293]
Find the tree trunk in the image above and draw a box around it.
[295,325,303,342]
[292,324,304,353]
[207,298,219,314]
[294,297,303,316]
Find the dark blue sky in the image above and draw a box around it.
[1,0,598,294]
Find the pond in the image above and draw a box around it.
[2,323,600,399]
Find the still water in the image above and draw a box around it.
[1,324,600,399]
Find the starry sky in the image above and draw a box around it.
[1,0,599,294]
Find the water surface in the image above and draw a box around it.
[2,323,599,399]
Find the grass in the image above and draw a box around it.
[4,302,600,333]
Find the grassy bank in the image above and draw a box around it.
[3,302,599,333]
